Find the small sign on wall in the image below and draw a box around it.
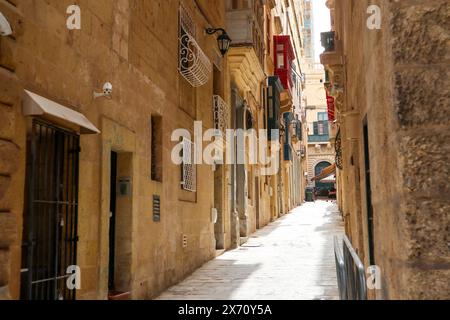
[118,177,132,197]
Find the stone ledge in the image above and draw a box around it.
[320,51,343,66]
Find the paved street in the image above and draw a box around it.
[157,201,344,300]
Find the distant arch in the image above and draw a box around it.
[314,161,334,193]
[315,161,332,176]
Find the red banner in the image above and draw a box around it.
[326,93,335,122]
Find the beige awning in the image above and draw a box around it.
[23,90,100,134]
[312,164,336,181]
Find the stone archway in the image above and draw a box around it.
[314,161,335,196]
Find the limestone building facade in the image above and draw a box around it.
[320,0,450,299]
[0,0,233,301]
[303,65,335,193]
[0,0,308,300]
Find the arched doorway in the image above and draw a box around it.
[314,161,334,197]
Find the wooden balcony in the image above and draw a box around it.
[226,3,265,68]
[319,31,343,67]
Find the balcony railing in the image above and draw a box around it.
[308,134,330,143]
[179,5,212,87]
[321,31,335,52]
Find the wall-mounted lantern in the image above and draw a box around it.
[205,28,231,56]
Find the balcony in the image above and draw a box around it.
[226,1,265,68]
[226,1,266,95]
[308,120,330,143]
[321,31,335,52]
[320,31,343,66]
[274,35,295,92]
[266,76,283,141]
[308,134,330,143]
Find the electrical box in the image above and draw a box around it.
[118,177,132,197]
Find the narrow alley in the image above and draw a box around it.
[1,0,448,304]
[157,201,344,300]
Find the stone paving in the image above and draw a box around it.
[157,200,344,300]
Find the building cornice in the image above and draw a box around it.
[228,46,266,99]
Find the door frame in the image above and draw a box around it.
[363,117,375,265]
[99,117,136,299]
[21,119,80,300]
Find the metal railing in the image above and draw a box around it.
[308,134,330,143]
[334,235,368,300]
[178,5,212,87]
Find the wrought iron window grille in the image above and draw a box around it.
[181,137,197,192]
[179,5,212,87]
[213,95,229,134]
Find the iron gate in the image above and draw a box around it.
[21,120,80,300]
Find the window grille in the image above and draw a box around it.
[213,95,229,134]
[181,137,197,192]
[179,5,212,87]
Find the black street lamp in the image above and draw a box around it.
[206,28,232,56]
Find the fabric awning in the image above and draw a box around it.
[23,90,100,134]
[312,163,336,181]
[321,174,336,183]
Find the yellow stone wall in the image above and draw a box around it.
[323,0,450,299]
[0,0,228,300]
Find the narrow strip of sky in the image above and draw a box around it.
[313,0,331,63]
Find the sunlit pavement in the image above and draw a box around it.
[157,200,344,300]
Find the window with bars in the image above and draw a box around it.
[213,95,229,133]
[181,137,197,192]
